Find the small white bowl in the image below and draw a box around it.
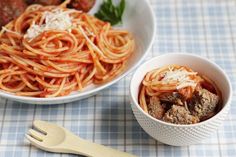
[130,53,232,146]
[0,0,156,104]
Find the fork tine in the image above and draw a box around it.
[33,120,50,134]
[28,129,44,141]
[26,134,42,146]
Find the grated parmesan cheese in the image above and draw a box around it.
[24,9,75,40]
[161,66,198,89]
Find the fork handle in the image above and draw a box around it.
[64,136,136,157]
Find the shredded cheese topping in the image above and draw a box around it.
[25,9,74,39]
[162,67,198,89]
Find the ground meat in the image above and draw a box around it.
[148,96,165,120]
[163,105,199,124]
[69,0,96,12]
[0,0,27,27]
[159,92,184,106]
[188,88,219,120]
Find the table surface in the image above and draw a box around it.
[0,0,236,157]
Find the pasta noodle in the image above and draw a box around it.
[0,2,135,97]
[139,65,221,114]
[139,65,223,124]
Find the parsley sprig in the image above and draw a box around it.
[95,0,125,26]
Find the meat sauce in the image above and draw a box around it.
[0,0,27,27]
[139,65,222,125]
[0,0,96,27]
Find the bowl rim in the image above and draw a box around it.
[0,0,157,104]
[130,53,233,127]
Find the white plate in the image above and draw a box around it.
[0,0,156,104]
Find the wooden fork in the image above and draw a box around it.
[26,120,136,157]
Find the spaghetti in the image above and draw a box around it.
[139,65,222,124]
[0,2,135,97]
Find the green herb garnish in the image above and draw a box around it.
[95,0,125,26]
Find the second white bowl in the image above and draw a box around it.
[130,53,232,146]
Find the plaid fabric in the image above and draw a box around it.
[0,0,236,156]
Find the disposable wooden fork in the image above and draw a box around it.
[26,120,136,157]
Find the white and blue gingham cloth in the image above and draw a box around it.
[0,0,236,156]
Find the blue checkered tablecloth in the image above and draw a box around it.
[0,0,236,156]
